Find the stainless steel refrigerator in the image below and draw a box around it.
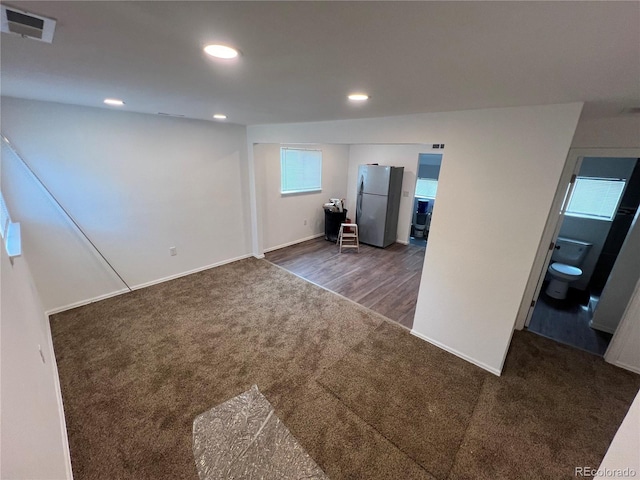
[356,165,404,247]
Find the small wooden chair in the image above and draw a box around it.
[338,223,359,253]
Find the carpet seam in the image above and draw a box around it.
[314,379,440,480]
[442,375,491,480]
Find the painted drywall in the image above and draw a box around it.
[557,157,637,290]
[1,248,72,479]
[572,115,640,149]
[591,211,640,335]
[418,153,442,180]
[253,143,350,251]
[595,389,640,479]
[1,97,251,312]
[604,277,640,374]
[1,140,127,310]
[418,164,441,180]
[248,102,583,374]
[599,282,640,474]
[346,144,437,244]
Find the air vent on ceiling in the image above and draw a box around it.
[621,107,640,115]
[157,112,186,118]
[1,5,56,43]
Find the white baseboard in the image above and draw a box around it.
[613,361,640,375]
[131,254,252,291]
[589,320,617,335]
[46,254,252,316]
[44,313,74,479]
[410,329,502,376]
[263,233,324,253]
[396,238,409,245]
[46,288,130,316]
[253,253,265,259]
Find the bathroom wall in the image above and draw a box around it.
[589,160,640,292]
[418,153,442,180]
[591,210,640,334]
[413,154,443,226]
[557,157,637,290]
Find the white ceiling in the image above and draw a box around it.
[1,1,639,126]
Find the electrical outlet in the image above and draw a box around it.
[169,246,177,256]
[303,219,307,226]
[403,190,409,197]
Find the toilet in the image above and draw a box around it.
[545,237,592,300]
[414,213,428,238]
[413,200,430,238]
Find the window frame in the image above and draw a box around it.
[0,190,21,257]
[415,177,438,199]
[280,147,323,195]
[564,176,626,221]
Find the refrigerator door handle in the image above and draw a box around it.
[356,175,364,224]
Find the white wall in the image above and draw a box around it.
[346,144,435,244]
[248,102,583,374]
[595,390,640,479]
[254,143,349,251]
[1,248,72,479]
[1,97,251,312]
[593,212,640,336]
[572,115,640,149]
[605,277,640,374]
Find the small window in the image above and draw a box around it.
[0,190,21,257]
[415,178,438,199]
[565,177,626,221]
[0,191,9,239]
[280,148,322,194]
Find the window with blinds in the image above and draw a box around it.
[1,191,11,240]
[415,178,438,199]
[565,177,626,221]
[280,148,322,194]
[0,190,21,257]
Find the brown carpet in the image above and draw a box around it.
[317,322,486,480]
[448,331,640,480]
[50,257,640,480]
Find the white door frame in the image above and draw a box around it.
[605,277,640,374]
[514,147,640,331]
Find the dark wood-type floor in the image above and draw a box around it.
[528,286,612,356]
[265,237,425,329]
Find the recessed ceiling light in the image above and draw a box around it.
[104,98,125,106]
[204,44,239,59]
[213,114,227,120]
[348,93,369,102]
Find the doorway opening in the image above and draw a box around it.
[409,153,442,248]
[526,156,640,356]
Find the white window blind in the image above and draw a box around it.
[0,190,21,257]
[0,191,9,240]
[280,148,322,194]
[415,178,438,198]
[565,177,626,221]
